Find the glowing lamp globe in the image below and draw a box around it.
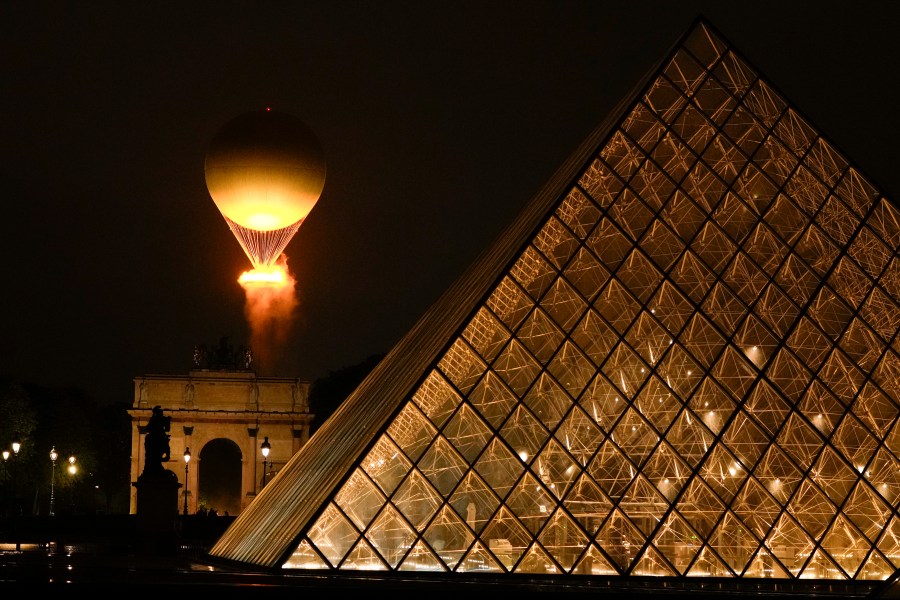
[205,108,326,268]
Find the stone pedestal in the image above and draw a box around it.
[132,468,181,553]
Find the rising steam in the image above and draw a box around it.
[238,254,298,375]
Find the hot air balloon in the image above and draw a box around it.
[205,108,326,269]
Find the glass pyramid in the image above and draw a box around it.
[210,18,900,581]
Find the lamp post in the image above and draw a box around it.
[11,439,21,552]
[1,450,7,519]
[183,447,191,516]
[66,455,76,515]
[260,436,271,488]
[11,439,20,517]
[49,447,58,516]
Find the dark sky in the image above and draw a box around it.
[1,2,898,404]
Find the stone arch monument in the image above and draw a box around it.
[128,365,312,516]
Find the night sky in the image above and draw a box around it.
[2,2,898,404]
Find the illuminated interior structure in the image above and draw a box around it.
[210,18,900,582]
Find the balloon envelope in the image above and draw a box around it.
[205,109,326,267]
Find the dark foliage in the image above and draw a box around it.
[0,352,384,516]
[308,353,384,433]
[0,381,132,516]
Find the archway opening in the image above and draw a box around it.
[198,438,242,516]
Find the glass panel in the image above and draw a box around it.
[510,245,557,301]
[662,189,706,243]
[418,436,468,496]
[487,276,533,331]
[393,470,442,531]
[667,408,714,467]
[610,408,659,468]
[710,511,757,574]
[563,247,610,303]
[537,509,588,573]
[701,133,744,184]
[776,412,824,471]
[413,370,464,429]
[693,220,737,272]
[462,307,510,364]
[475,438,525,498]
[534,439,579,501]
[480,506,531,571]
[671,250,715,305]
[570,309,617,367]
[541,277,588,332]
[732,477,781,540]
[688,378,736,435]
[679,313,725,369]
[307,503,360,567]
[626,312,672,368]
[366,504,416,568]
[363,435,413,496]
[442,404,492,464]
[423,505,476,570]
[596,279,641,335]
[493,339,542,396]
[556,186,602,240]
[596,508,645,571]
[701,443,746,503]
[622,101,667,153]
[468,370,517,429]
[564,473,613,536]
[764,513,815,576]
[449,470,499,536]
[387,403,439,463]
[500,405,549,468]
[787,479,835,542]
[817,194,858,247]
[617,250,663,303]
[744,380,790,437]
[506,471,555,535]
[675,478,724,538]
[635,376,681,434]
[523,372,571,436]
[587,217,633,271]
[579,158,624,209]
[533,215,580,270]
[642,441,690,502]
[702,281,747,336]
[517,308,564,363]
[810,446,859,506]
[641,220,684,271]
[579,374,628,433]
[547,340,594,398]
[611,187,654,241]
[820,515,867,578]
[400,540,452,572]
[515,543,562,574]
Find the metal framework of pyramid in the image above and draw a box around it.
[210,18,900,581]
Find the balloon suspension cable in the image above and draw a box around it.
[225,216,303,269]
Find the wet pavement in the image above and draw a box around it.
[0,541,894,598]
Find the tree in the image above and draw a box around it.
[308,353,384,433]
[0,381,132,515]
[0,381,38,516]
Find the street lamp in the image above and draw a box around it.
[67,455,76,475]
[49,447,58,516]
[11,439,21,518]
[260,436,271,488]
[183,447,191,516]
[1,450,9,519]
